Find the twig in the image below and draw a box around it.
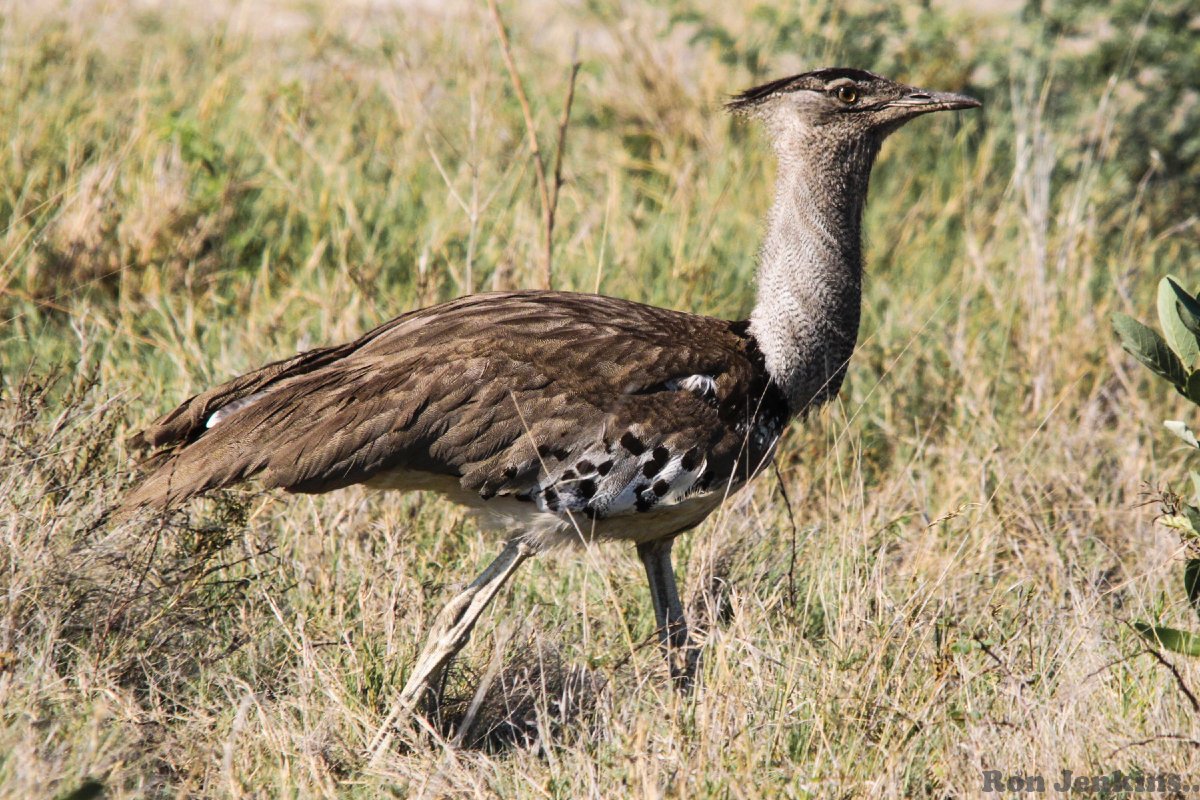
[486,0,550,287]
[1107,733,1200,759]
[1083,651,1143,682]
[1140,640,1200,714]
[548,36,581,272]
[772,461,799,608]
[485,0,579,290]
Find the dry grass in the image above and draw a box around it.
[3,0,1200,796]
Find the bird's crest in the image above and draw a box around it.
[725,68,885,113]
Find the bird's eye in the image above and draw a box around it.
[836,85,859,104]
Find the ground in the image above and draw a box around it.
[3,0,1200,796]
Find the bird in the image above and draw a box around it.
[121,68,979,742]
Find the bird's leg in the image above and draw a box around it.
[637,537,697,686]
[368,538,534,760]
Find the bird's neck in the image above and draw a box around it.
[749,135,879,415]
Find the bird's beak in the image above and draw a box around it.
[888,89,979,118]
[885,88,981,114]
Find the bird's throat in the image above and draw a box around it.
[749,141,876,415]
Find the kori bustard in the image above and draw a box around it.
[124,68,979,730]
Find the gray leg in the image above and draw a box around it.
[637,537,697,685]
[368,538,534,761]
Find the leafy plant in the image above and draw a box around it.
[1114,276,1200,655]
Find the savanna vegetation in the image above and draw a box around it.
[3,0,1199,796]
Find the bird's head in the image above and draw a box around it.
[727,68,980,156]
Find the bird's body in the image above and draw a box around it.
[129,291,787,548]
[123,67,979,732]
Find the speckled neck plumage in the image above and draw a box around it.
[749,132,881,415]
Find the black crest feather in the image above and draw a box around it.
[725,74,804,112]
[725,67,885,113]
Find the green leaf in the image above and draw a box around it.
[1179,302,1200,339]
[1168,276,1200,340]
[1187,505,1200,538]
[1133,622,1200,656]
[1186,560,1200,623]
[1113,312,1188,388]
[1161,514,1200,536]
[1186,372,1200,405]
[1165,420,1200,448]
[1159,277,1200,369]
[1190,472,1200,503]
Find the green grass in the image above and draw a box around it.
[3,0,1200,796]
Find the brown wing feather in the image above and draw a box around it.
[123,291,785,514]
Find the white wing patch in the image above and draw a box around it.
[206,391,270,429]
[666,374,717,399]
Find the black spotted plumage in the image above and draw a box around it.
[619,432,646,456]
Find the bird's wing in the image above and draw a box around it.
[123,291,788,516]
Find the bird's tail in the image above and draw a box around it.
[120,337,362,516]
